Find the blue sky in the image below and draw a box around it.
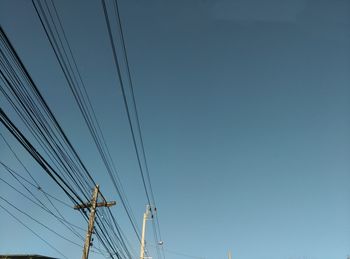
[0,0,349,259]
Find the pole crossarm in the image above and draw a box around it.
[74,201,116,210]
[74,184,116,259]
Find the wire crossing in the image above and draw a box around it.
[0,26,132,259]
[1,0,169,257]
[32,0,142,245]
[100,1,165,257]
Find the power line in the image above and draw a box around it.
[0,195,83,248]
[0,159,72,208]
[101,0,153,209]
[0,133,85,244]
[146,243,206,259]
[0,107,83,205]
[0,162,86,233]
[0,27,95,202]
[32,1,142,247]
[0,110,120,258]
[0,202,69,259]
[162,248,206,259]
[103,1,165,257]
[1,26,128,257]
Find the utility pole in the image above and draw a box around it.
[228,250,232,259]
[74,184,116,259]
[140,205,152,259]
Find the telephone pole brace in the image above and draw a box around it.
[74,184,116,259]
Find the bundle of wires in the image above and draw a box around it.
[0,26,133,259]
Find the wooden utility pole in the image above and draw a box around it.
[74,185,116,259]
[140,205,151,259]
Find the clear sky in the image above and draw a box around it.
[0,0,349,259]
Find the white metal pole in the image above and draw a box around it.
[140,205,150,259]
